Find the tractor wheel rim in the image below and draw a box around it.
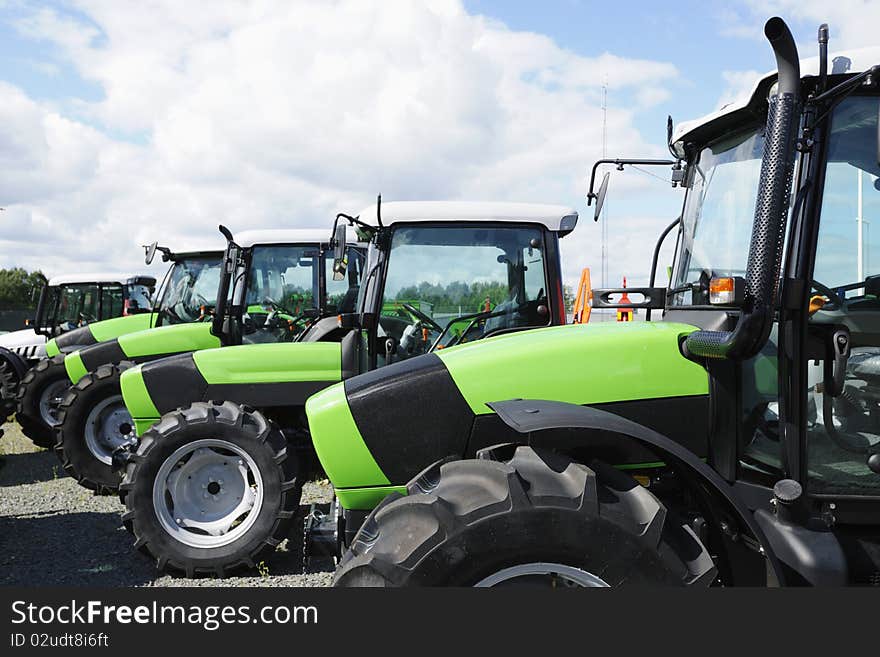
[153,438,264,549]
[84,394,134,466]
[474,563,609,588]
[38,379,70,427]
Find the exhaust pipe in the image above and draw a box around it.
[684,17,800,361]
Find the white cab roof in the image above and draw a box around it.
[357,201,579,234]
[48,272,156,286]
[235,228,333,248]
[169,240,225,257]
[673,46,880,146]
[234,227,367,248]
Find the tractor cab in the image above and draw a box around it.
[33,273,157,339]
[331,200,576,371]
[209,228,367,347]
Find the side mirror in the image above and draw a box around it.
[593,172,610,222]
[332,224,347,281]
[144,242,158,265]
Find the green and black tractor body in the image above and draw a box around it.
[52,228,365,493]
[1,271,159,427]
[315,20,880,587]
[118,201,578,575]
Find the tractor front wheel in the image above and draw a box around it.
[334,446,717,587]
[55,362,136,494]
[121,401,302,578]
[16,356,70,448]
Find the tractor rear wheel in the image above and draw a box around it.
[0,360,19,424]
[55,362,136,494]
[334,446,717,587]
[16,356,70,448]
[121,401,302,577]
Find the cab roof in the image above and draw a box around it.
[672,46,880,148]
[48,272,157,287]
[234,227,366,248]
[169,241,225,257]
[356,201,579,235]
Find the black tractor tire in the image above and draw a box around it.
[0,359,19,424]
[121,401,302,578]
[334,446,717,587]
[16,356,70,448]
[54,361,136,494]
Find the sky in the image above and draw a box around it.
[1,0,878,289]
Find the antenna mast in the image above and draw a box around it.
[600,79,608,295]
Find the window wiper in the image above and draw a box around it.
[429,302,531,352]
[668,280,699,296]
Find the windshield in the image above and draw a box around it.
[157,257,221,325]
[246,245,321,313]
[379,224,550,359]
[671,128,764,305]
[45,284,100,331]
[240,244,364,344]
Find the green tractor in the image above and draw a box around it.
[117,200,578,576]
[52,227,366,494]
[314,18,880,587]
[13,245,222,447]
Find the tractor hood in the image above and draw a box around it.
[121,341,343,435]
[307,321,710,509]
[63,321,220,384]
[46,313,156,358]
[0,328,46,362]
[0,328,44,351]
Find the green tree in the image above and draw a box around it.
[393,279,511,314]
[0,268,45,310]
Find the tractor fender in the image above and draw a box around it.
[0,347,29,380]
[486,398,786,585]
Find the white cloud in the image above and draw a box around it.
[715,2,880,109]
[0,0,682,288]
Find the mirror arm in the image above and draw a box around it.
[586,158,675,204]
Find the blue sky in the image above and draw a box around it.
[464,0,832,152]
[0,0,874,285]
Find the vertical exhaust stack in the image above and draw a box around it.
[685,17,801,361]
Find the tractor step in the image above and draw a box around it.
[301,499,339,574]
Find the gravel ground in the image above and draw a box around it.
[0,422,335,587]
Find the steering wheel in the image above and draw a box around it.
[811,280,845,311]
[401,303,443,332]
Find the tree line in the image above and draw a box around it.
[0,268,45,310]
[391,279,577,314]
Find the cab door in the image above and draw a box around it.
[796,94,880,583]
